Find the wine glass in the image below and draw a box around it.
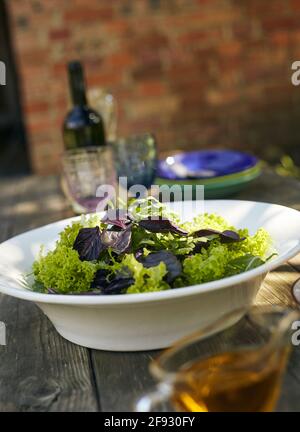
[111,133,157,190]
[62,146,117,214]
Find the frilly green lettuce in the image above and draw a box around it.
[181,227,272,286]
[33,245,99,293]
[121,254,169,294]
[31,203,273,294]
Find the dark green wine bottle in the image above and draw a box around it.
[63,61,106,150]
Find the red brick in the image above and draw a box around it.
[246,0,290,16]
[127,117,163,134]
[26,117,58,134]
[52,62,68,75]
[24,101,50,114]
[162,13,202,29]
[171,77,207,95]
[104,20,131,36]
[138,81,167,97]
[206,89,240,107]
[130,32,169,52]
[178,30,220,47]
[5,0,300,175]
[218,42,242,57]
[19,49,49,66]
[263,17,299,32]
[87,72,122,88]
[291,0,300,12]
[83,58,104,71]
[49,29,71,41]
[64,7,114,23]
[166,64,204,84]
[270,31,291,46]
[105,52,134,69]
[132,60,163,81]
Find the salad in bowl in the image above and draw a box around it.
[31,197,274,296]
[0,198,299,351]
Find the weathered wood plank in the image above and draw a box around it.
[257,265,300,411]
[256,264,299,308]
[91,351,158,412]
[0,176,72,234]
[0,176,98,412]
[1,171,300,412]
[238,169,300,210]
[91,170,300,412]
[90,264,300,412]
[0,296,98,412]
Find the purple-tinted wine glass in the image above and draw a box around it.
[62,146,117,214]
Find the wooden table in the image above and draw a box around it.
[0,170,300,412]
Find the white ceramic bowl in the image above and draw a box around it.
[0,200,299,352]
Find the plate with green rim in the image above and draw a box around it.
[155,163,261,199]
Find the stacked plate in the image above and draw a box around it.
[156,150,261,199]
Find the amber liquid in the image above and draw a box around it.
[172,348,289,412]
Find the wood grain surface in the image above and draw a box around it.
[0,171,299,412]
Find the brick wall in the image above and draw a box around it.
[7,0,300,174]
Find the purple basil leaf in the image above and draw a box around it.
[221,230,245,243]
[73,227,103,261]
[139,218,188,236]
[101,277,135,295]
[102,209,133,230]
[192,228,221,237]
[193,241,211,254]
[101,226,132,255]
[91,269,110,289]
[91,268,133,294]
[140,250,182,283]
[192,228,245,244]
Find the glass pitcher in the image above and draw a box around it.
[136,306,300,412]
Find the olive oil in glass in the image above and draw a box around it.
[136,307,298,413]
[172,348,289,412]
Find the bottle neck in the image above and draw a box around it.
[68,62,88,106]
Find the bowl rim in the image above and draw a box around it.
[0,199,299,306]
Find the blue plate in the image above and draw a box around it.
[156,163,261,199]
[157,150,258,180]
